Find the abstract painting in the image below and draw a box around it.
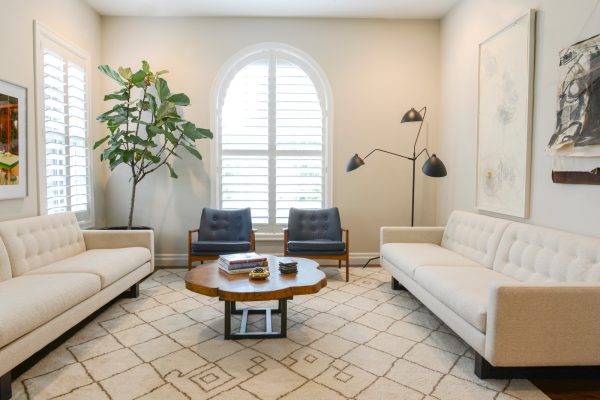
[476,10,536,218]
[0,79,27,199]
[548,34,600,156]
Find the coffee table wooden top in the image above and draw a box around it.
[185,255,326,302]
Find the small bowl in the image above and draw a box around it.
[249,267,270,280]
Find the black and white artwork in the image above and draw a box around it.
[548,34,600,156]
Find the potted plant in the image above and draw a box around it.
[95,61,212,229]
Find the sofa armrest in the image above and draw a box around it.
[380,226,445,246]
[485,283,600,367]
[83,230,155,268]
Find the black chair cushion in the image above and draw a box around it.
[287,207,342,241]
[287,239,346,255]
[191,240,251,255]
[198,208,252,242]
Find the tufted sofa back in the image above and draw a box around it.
[288,207,342,241]
[493,222,600,283]
[441,211,510,268]
[0,213,86,277]
[198,208,252,242]
[0,239,11,282]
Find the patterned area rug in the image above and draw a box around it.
[12,267,550,400]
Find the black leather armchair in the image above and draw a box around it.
[188,208,255,270]
[283,207,350,281]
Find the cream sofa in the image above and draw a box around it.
[381,210,600,378]
[0,213,154,399]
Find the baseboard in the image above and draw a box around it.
[155,252,380,267]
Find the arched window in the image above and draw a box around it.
[214,44,331,234]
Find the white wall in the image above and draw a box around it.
[438,0,600,236]
[0,0,105,225]
[100,17,441,263]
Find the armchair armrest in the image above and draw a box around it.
[342,228,349,253]
[485,283,600,367]
[251,229,257,251]
[380,226,445,246]
[188,229,199,256]
[83,230,154,267]
[283,228,289,255]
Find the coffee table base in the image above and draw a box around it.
[223,298,289,340]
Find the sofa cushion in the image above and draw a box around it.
[0,273,101,348]
[493,222,600,283]
[414,266,519,332]
[191,241,251,254]
[441,211,510,268]
[381,243,483,278]
[0,213,86,277]
[25,247,151,288]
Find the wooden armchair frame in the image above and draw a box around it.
[283,228,350,282]
[188,229,256,270]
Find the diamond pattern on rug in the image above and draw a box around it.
[11,267,550,400]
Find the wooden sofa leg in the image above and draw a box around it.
[122,283,139,299]
[0,371,11,400]
[391,277,406,291]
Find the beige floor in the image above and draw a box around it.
[12,267,550,400]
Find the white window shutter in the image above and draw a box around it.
[219,50,327,231]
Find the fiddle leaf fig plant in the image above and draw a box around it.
[95,61,212,229]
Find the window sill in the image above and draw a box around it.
[255,232,284,242]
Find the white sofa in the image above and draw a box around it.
[0,213,154,399]
[381,210,600,378]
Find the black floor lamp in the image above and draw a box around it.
[346,106,448,267]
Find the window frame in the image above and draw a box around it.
[211,43,333,239]
[34,21,95,228]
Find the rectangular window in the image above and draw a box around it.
[36,23,93,227]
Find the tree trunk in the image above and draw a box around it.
[128,180,137,230]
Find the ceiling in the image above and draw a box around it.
[84,0,460,19]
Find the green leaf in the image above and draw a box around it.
[156,78,170,101]
[182,143,203,160]
[197,128,213,139]
[93,135,110,150]
[98,65,126,85]
[118,67,132,80]
[103,92,129,101]
[146,94,157,113]
[163,129,178,144]
[130,70,147,87]
[142,60,150,73]
[167,93,190,106]
[156,101,175,121]
[156,69,168,76]
[166,162,178,178]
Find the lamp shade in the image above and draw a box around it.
[422,154,447,177]
[346,154,365,172]
[401,108,423,123]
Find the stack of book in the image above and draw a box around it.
[278,258,298,274]
[218,252,268,274]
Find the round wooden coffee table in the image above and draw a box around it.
[185,255,326,339]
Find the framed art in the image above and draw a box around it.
[0,79,27,199]
[476,10,536,218]
[547,33,600,185]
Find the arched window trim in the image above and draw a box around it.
[210,43,333,239]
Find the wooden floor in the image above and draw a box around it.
[532,379,600,400]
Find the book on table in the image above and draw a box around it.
[219,252,267,265]
[218,264,257,275]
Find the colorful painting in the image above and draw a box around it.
[476,10,536,218]
[547,34,600,156]
[0,80,27,199]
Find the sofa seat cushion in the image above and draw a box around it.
[0,273,101,348]
[414,266,519,332]
[287,240,346,255]
[191,241,251,255]
[381,243,483,278]
[25,247,151,288]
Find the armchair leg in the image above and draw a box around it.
[345,256,349,282]
[188,258,192,270]
[1,371,11,400]
[338,260,341,268]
